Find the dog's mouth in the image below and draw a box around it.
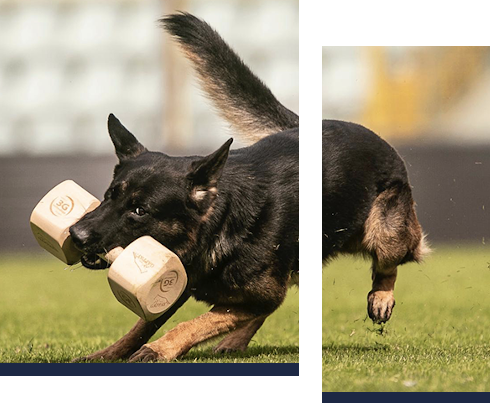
[80,253,111,270]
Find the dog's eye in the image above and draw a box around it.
[134,207,146,216]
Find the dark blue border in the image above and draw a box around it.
[0,363,298,376]
[323,392,490,401]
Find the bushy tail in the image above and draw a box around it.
[161,12,298,142]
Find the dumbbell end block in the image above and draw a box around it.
[107,236,188,321]
[30,222,81,264]
[30,180,100,264]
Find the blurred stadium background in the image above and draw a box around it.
[0,0,298,253]
[323,47,490,244]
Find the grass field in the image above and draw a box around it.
[0,254,298,363]
[323,244,490,392]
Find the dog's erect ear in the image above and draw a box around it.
[108,114,146,161]
[187,138,233,190]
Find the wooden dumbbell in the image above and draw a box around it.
[30,180,188,321]
[104,236,187,321]
[30,180,101,264]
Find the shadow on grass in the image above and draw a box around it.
[182,345,299,361]
[2,345,299,363]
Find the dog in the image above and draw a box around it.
[69,13,299,362]
[322,120,429,324]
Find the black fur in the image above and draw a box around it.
[322,119,427,324]
[69,14,298,328]
[322,119,410,259]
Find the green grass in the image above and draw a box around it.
[0,254,298,363]
[323,244,490,392]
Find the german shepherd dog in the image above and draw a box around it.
[322,120,429,324]
[69,13,298,362]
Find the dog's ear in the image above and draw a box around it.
[108,114,146,161]
[186,138,233,203]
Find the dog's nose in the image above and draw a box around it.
[69,225,90,250]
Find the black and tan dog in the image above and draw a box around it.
[69,13,299,362]
[322,120,429,324]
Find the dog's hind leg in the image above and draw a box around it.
[362,185,429,324]
[367,262,398,323]
[213,273,297,353]
[213,316,267,353]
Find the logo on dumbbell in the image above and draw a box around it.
[133,252,155,273]
[160,271,178,292]
[50,196,74,217]
[149,295,170,311]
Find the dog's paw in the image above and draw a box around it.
[367,290,395,324]
[129,345,161,363]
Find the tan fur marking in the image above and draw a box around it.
[361,187,430,323]
[142,307,257,361]
[179,46,283,143]
[362,188,429,267]
[367,264,398,323]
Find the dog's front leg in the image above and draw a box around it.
[129,306,258,362]
[367,264,397,324]
[72,319,160,362]
[73,292,190,362]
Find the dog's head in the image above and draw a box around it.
[69,114,232,269]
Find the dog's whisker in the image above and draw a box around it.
[66,262,83,272]
[103,247,110,269]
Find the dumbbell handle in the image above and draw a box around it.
[100,247,124,264]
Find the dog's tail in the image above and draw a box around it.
[161,12,298,142]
